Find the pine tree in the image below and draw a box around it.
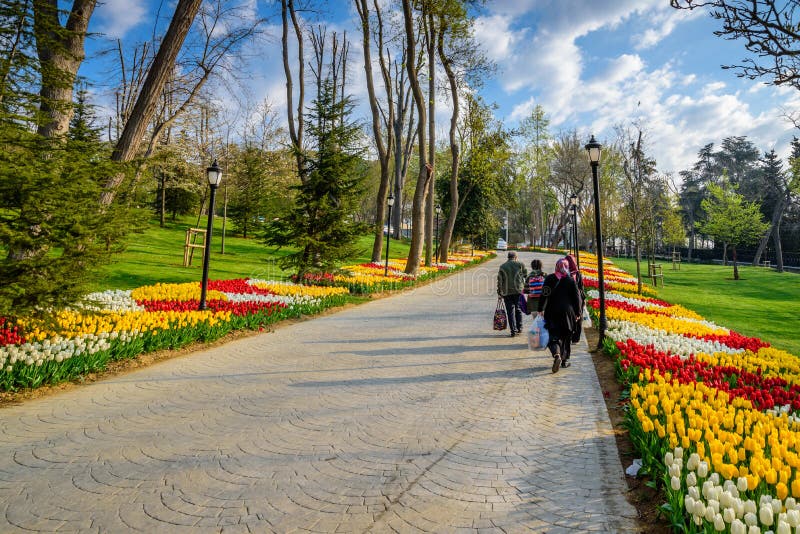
[265,79,368,278]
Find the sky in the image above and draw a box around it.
[80,0,800,178]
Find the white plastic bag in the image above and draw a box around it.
[582,307,592,328]
[527,315,548,351]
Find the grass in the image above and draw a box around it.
[92,216,412,291]
[608,256,799,356]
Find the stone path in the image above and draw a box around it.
[0,253,640,533]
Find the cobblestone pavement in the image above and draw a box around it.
[0,253,640,533]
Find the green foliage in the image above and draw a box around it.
[698,181,769,253]
[265,80,368,277]
[0,124,134,318]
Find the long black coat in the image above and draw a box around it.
[537,273,582,338]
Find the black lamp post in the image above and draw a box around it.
[585,135,605,347]
[569,193,580,269]
[199,159,223,311]
[384,194,394,276]
[434,204,441,262]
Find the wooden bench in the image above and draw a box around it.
[648,262,664,287]
[672,251,681,270]
[183,228,207,267]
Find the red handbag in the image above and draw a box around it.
[493,298,508,331]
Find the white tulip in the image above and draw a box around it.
[703,480,714,499]
[713,513,726,531]
[773,499,783,515]
[689,486,701,501]
[777,520,791,534]
[710,473,721,485]
[724,507,736,524]
[785,498,797,511]
[786,510,800,527]
[665,451,674,467]
[744,512,758,526]
[687,472,697,487]
[669,463,681,478]
[694,501,706,517]
[738,477,749,493]
[705,505,717,522]
[720,491,732,508]
[685,496,696,512]
[731,518,746,534]
[674,447,684,459]
[744,500,758,515]
[761,504,775,526]
[708,499,720,515]
[698,461,709,478]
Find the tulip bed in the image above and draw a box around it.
[586,254,800,533]
[0,252,493,392]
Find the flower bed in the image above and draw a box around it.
[583,252,800,532]
[0,252,493,392]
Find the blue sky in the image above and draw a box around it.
[80,0,800,176]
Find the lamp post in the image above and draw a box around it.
[504,211,509,244]
[585,135,605,347]
[384,194,394,276]
[569,193,580,269]
[434,204,441,262]
[199,159,223,311]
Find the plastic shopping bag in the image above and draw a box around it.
[582,307,592,328]
[527,315,548,351]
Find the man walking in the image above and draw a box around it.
[497,251,527,337]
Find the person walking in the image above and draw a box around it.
[565,254,585,343]
[538,257,582,373]
[497,251,528,337]
[524,259,546,317]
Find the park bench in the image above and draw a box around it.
[648,262,664,287]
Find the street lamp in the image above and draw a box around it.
[199,159,223,311]
[569,193,580,269]
[585,135,606,347]
[434,204,441,262]
[384,193,395,276]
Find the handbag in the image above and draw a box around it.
[582,307,592,328]
[518,293,529,315]
[493,297,508,331]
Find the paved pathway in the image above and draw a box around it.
[0,253,640,533]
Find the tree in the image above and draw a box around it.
[698,181,769,280]
[32,0,96,139]
[671,2,800,93]
[401,0,431,275]
[101,0,203,205]
[517,105,553,248]
[264,78,367,278]
[0,117,131,317]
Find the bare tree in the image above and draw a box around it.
[672,1,800,90]
[101,0,203,205]
[281,0,307,184]
[401,0,430,275]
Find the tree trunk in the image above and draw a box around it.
[33,0,97,139]
[355,0,392,263]
[773,219,784,272]
[752,192,787,266]
[423,10,436,266]
[281,0,306,184]
[437,29,459,264]
[402,0,428,276]
[101,0,202,205]
[732,245,739,280]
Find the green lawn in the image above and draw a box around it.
[93,216,412,291]
[608,257,799,356]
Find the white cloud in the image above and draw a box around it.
[94,0,147,39]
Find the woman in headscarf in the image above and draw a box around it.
[537,258,582,373]
[565,254,585,343]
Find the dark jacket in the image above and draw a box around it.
[497,259,528,296]
[537,273,581,336]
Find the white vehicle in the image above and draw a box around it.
[496,238,507,251]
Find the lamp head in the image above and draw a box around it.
[387,194,395,207]
[585,135,601,164]
[206,159,223,186]
[569,193,577,207]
